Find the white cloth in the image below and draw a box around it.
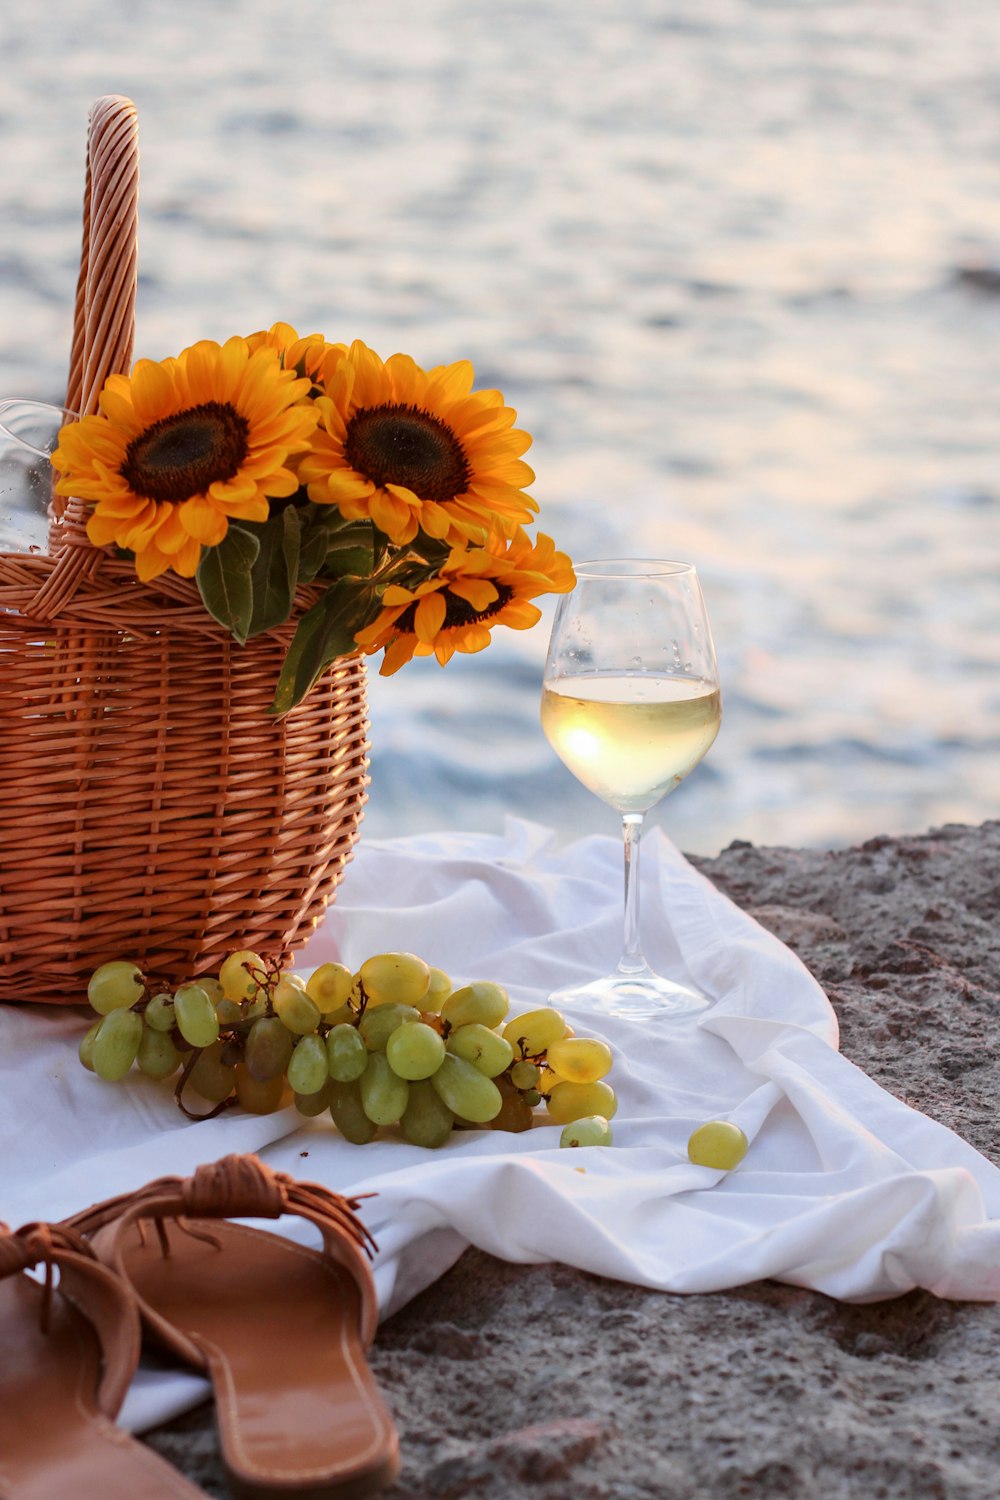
[2,819,999,1434]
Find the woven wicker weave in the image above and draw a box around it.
[0,96,369,1003]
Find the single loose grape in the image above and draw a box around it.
[687,1120,748,1171]
[359,1053,409,1126]
[546,1037,613,1085]
[430,1054,503,1124]
[273,975,321,1036]
[445,1023,513,1078]
[219,950,265,1001]
[501,1006,566,1056]
[358,1002,420,1052]
[386,1021,446,1081]
[92,1008,143,1081]
[189,1041,238,1104]
[306,962,355,1014]
[173,983,221,1049]
[286,1033,330,1096]
[78,1018,102,1073]
[326,1023,369,1082]
[359,952,431,1008]
[400,1079,454,1148]
[329,1081,378,1144]
[136,1025,181,1081]
[87,960,144,1016]
[546,1079,618,1125]
[244,1016,295,1082]
[440,981,509,1031]
[560,1114,613,1148]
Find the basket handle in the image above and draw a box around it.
[30,95,139,619]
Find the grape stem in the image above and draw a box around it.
[173,1047,237,1122]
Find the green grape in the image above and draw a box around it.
[320,1001,356,1028]
[244,1016,295,1082]
[401,1079,454,1148]
[423,966,453,1013]
[560,1114,613,1148]
[219,949,265,1001]
[92,1008,143,1081]
[386,1021,446,1081]
[547,1037,613,1085]
[359,1052,410,1125]
[78,1018,102,1073]
[234,1064,287,1115]
[445,1023,513,1078]
[358,1002,420,1052]
[430,1054,503,1124]
[328,1080,378,1144]
[241,995,269,1024]
[144,992,176,1033]
[440,981,509,1031]
[501,1006,566,1056]
[286,1033,329,1096]
[521,1087,542,1108]
[189,1041,238,1104]
[545,1079,617,1126]
[293,1078,335,1117]
[87,960,145,1016]
[510,1059,540,1090]
[272,975,321,1036]
[136,1025,181,1080]
[687,1120,748,1171]
[326,1023,369,1082]
[173,983,221,1049]
[197,976,225,1005]
[215,997,244,1028]
[359,951,431,1007]
[306,962,354,1014]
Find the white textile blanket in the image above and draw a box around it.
[2,819,998,1432]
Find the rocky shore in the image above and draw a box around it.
[144,821,1000,1500]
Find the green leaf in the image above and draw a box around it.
[270,577,378,716]
[196,527,260,645]
[246,508,301,638]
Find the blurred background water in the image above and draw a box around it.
[1,0,998,854]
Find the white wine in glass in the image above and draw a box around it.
[541,559,721,1019]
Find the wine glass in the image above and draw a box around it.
[540,559,721,1020]
[0,400,77,554]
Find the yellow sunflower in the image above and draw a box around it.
[51,337,318,581]
[299,340,538,547]
[245,321,334,385]
[354,527,575,676]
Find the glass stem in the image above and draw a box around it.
[618,812,648,976]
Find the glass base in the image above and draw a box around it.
[549,968,711,1022]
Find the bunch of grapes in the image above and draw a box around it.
[78,950,616,1149]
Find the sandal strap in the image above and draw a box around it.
[67,1154,381,1361]
[0,1221,141,1417]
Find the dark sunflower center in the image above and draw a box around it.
[345,403,471,503]
[119,401,251,502]
[396,583,514,635]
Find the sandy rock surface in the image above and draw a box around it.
[144,821,1000,1499]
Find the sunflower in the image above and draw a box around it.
[354,527,575,676]
[298,340,538,548]
[245,321,334,385]
[51,337,318,581]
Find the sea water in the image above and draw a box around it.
[1,0,998,854]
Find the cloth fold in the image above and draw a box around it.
[2,818,998,1435]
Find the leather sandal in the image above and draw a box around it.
[68,1154,399,1500]
[0,1220,209,1500]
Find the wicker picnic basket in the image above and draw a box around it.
[0,96,370,1004]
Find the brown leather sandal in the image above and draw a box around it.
[0,1220,209,1500]
[68,1154,399,1500]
